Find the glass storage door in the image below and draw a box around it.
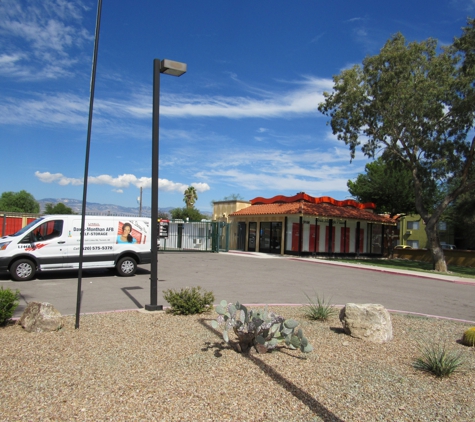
[248,222,257,251]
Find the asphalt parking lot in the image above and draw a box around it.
[2,251,475,322]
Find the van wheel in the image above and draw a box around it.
[11,259,36,281]
[116,256,137,277]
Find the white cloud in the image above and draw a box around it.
[163,78,331,119]
[0,53,25,66]
[346,17,365,23]
[97,76,332,120]
[0,76,333,128]
[34,171,83,186]
[310,33,325,44]
[34,171,210,193]
[198,167,351,194]
[0,93,88,125]
[451,0,475,12]
[191,182,211,192]
[0,0,91,80]
[191,145,369,197]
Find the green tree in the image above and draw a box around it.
[157,211,170,220]
[170,207,207,221]
[44,202,75,214]
[319,21,475,272]
[347,157,417,217]
[0,190,40,213]
[183,186,198,209]
[442,187,475,249]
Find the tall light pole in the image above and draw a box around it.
[145,59,186,312]
[75,0,102,329]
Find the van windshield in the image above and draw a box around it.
[11,218,44,237]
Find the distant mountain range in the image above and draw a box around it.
[38,198,211,217]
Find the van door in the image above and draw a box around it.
[65,218,116,269]
[19,218,67,269]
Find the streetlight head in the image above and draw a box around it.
[160,59,187,76]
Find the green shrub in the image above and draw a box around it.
[413,341,465,377]
[303,292,337,321]
[0,286,20,326]
[163,286,214,315]
[461,327,475,347]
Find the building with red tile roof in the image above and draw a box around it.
[213,192,396,256]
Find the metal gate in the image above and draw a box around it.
[159,221,230,252]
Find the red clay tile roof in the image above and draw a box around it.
[230,201,394,224]
[251,192,376,210]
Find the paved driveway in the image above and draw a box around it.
[2,252,474,322]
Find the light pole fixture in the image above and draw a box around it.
[145,58,186,312]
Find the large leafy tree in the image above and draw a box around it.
[170,207,207,221]
[44,202,75,214]
[0,190,40,213]
[319,20,475,272]
[183,186,198,209]
[347,157,417,217]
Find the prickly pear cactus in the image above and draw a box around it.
[461,327,475,347]
[211,300,313,354]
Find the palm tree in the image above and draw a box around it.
[183,186,198,209]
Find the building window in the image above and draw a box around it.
[407,221,419,230]
[439,221,447,231]
[407,240,419,248]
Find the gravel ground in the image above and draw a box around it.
[1,307,474,422]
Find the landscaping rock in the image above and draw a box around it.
[339,303,393,343]
[19,302,63,333]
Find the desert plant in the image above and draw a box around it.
[211,300,313,354]
[162,286,214,315]
[303,292,337,321]
[413,341,465,377]
[0,286,20,326]
[461,327,475,347]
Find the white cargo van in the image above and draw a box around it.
[0,215,152,281]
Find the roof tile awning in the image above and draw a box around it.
[230,193,395,225]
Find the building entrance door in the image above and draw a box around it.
[259,222,282,254]
[248,222,257,251]
[237,222,246,251]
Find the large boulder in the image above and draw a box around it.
[339,303,393,343]
[19,302,63,333]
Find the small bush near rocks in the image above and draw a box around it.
[163,286,214,315]
[0,286,20,326]
[413,341,465,377]
[303,292,337,321]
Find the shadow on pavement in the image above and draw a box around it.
[121,286,144,309]
[0,266,150,282]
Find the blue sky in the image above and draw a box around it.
[1,0,474,212]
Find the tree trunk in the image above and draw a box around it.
[425,221,447,272]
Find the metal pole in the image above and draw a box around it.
[75,0,102,329]
[145,59,163,311]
